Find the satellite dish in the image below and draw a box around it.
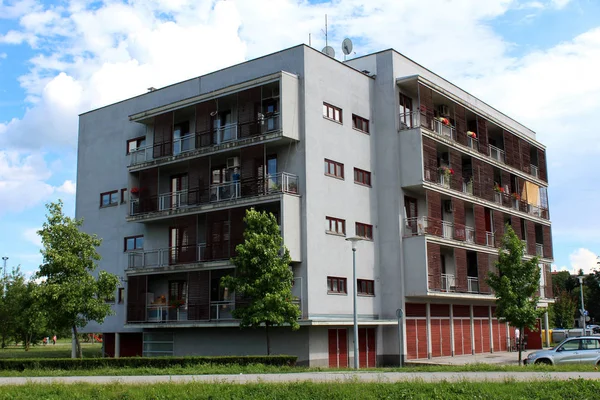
[342,38,353,55]
[322,46,335,58]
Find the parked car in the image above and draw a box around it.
[525,336,600,365]
[587,325,600,334]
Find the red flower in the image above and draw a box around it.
[130,187,139,194]
[450,168,455,175]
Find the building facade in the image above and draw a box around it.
[76,45,553,366]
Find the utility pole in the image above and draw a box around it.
[1,257,7,296]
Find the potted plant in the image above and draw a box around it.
[438,166,454,187]
[511,192,520,209]
[130,187,140,195]
[288,182,298,194]
[493,184,505,193]
[170,298,185,308]
[467,131,477,138]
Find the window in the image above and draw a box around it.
[356,223,373,240]
[117,288,124,304]
[357,279,375,296]
[324,159,344,179]
[559,339,581,352]
[582,339,600,350]
[352,114,369,134]
[127,137,146,154]
[323,102,342,123]
[326,216,346,235]
[100,191,119,207]
[399,93,413,128]
[354,168,371,186]
[124,235,144,251]
[327,276,347,294]
[120,188,127,204]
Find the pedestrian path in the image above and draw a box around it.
[1,371,599,385]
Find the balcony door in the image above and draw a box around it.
[404,196,418,235]
[169,226,195,265]
[213,111,233,144]
[170,174,188,209]
[208,219,230,261]
[399,93,413,128]
[173,121,191,155]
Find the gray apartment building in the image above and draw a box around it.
[76,44,553,366]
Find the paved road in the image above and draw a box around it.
[1,371,599,385]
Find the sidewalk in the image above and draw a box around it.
[406,350,529,366]
[0,371,599,386]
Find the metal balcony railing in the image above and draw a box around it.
[488,144,506,164]
[441,273,456,292]
[404,216,475,244]
[536,243,544,257]
[398,111,420,130]
[442,221,454,240]
[463,181,474,195]
[129,172,298,217]
[432,118,457,141]
[127,243,235,269]
[210,301,235,320]
[129,114,281,166]
[467,136,479,151]
[465,226,475,243]
[530,164,539,178]
[467,277,479,293]
[486,231,495,247]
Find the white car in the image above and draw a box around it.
[525,336,600,365]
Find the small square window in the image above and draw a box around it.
[127,137,146,155]
[356,223,373,240]
[357,279,375,296]
[326,216,346,235]
[100,191,119,207]
[352,114,369,134]
[324,159,344,179]
[124,236,144,251]
[323,102,342,123]
[327,276,347,294]
[354,168,371,187]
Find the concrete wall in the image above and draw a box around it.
[402,236,428,297]
[398,128,424,188]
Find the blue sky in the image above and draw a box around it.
[1,0,599,276]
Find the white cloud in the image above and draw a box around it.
[549,0,571,9]
[22,228,42,248]
[56,180,76,195]
[555,248,599,274]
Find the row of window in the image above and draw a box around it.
[327,276,375,296]
[323,102,370,134]
[100,189,127,207]
[324,159,372,186]
[326,217,373,240]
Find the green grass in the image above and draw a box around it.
[0,343,102,359]
[0,362,598,377]
[0,381,599,399]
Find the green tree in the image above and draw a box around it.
[487,224,544,365]
[36,200,119,358]
[551,290,576,329]
[584,272,600,325]
[221,209,300,355]
[552,270,578,295]
[0,273,13,348]
[5,268,47,350]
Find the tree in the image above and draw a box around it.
[487,224,544,365]
[36,200,119,358]
[221,209,300,355]
[551,290,576,329]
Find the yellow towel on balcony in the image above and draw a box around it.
[522,181,540,205]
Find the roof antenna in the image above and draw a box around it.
[321,14,335,58]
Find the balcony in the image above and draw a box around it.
[129,116,282,167]
[404,216,475,245]
[129,172,299,220]
[441,273,456,292]
[127,243,232,270]
[210,301,235,320]
[462,180,473,195]
[442,220,454,240]
[488,144,505,164]
[485,231,495,247]
[536,243,544,257]
[432,118,456,140]
[467,277,479,293]
[465,226,475,244]
[467,136,479,151]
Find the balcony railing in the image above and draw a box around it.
[530,164,539,178]
[210,301,235,320]
[129,114,281,166]
[439,173,451,188]
[398,111,420,130]
[432,118,457,141]
[467,277,479,293]
[465,226,475,243]
[486,231,495,247]
[129,172,298,217]
[442,220,454,240]
[536,243,544,257]
[488,144,506,164]
[441,273,456,292]
[462,181,473,195]
[127,243,235,269]
[467,136,479,151]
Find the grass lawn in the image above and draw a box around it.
[0,381,599,399]
[0,342,102,359]
[0,362,599,377]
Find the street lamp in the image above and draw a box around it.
[346,236,363,370]
[578,276,586,336]
[1,257,7,296]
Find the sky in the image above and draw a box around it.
[1,0,599,277]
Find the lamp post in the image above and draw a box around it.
[1,257,7,296]
[346,236,363,370]
[578,276,586,336]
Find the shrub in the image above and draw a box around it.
[0,355,297,371]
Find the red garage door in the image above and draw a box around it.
[328,329,348,368]
[473,319,483,354]
[453,318,472,356]
[358,328,376,368]
[482,319,491,353]
[499,321,508,351]
[406,319,428,359]
[430,319,452,357]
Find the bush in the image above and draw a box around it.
[0,355,297,371]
